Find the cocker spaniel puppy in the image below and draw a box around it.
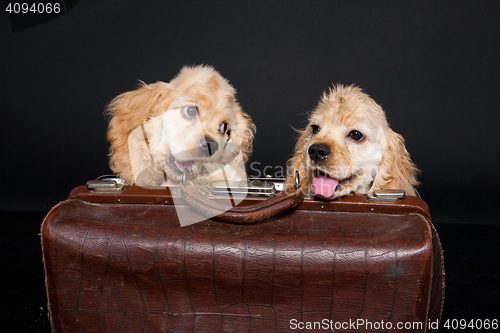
[106,65,255,186]
[286,84,419,199]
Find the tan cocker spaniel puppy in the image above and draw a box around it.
[106,65,255,186]
[286,84,419,199]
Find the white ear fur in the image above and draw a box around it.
[372,129,419,195]
[227,106,256,163]
[106,81,171,184]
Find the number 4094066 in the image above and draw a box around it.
[443,319,498,330]
[5,2,61,14]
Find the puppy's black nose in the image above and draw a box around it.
[199,137,218,156]
[308,144,331,162]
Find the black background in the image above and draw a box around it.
[1,1,499,331]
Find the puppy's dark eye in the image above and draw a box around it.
[182,105,198,119]
[219,121,228,134]
[311,124,320,134]
[348,130,365,142]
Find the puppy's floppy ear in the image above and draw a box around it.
[373,129,419,196]
[229,106,256,163]
[106,81,171,183]
[285,128,312,189]
[106,81,171,132]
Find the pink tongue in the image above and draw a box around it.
[174,160,192,172]
[312,175,339,198]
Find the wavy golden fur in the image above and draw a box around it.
[286,84,419,199]
[106,65,255,185]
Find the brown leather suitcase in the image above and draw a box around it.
[41,177,444,333]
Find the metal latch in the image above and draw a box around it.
[367,189,406,202]
[209,178,282,197]
[250,177,286,191]
[86,177,126,193]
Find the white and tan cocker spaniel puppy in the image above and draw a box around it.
[286,84,419,199]
[106,65,255,186]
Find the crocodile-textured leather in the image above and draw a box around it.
[42,197,443,333]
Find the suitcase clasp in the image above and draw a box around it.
[86,177,125,193]
[367,189,406,202]
[208,176,290,197]
[209,178,278,197]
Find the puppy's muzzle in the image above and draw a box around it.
[199,137,218,156]
[308,143,331,163]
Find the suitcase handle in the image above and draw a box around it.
[179,171,304,224]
